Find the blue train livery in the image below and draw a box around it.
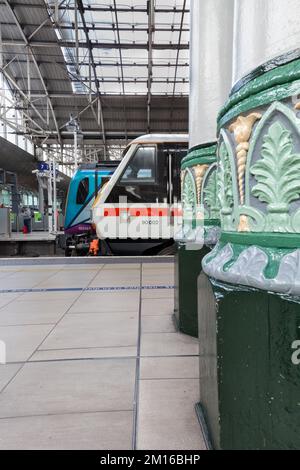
[64,161,119,255]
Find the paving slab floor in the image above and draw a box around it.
[0,260,204,450]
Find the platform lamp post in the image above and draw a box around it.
[74,126,78,169]
[46,146,53,234]
[200,0,300,450]
[46,146,59,234]
[52,154,57,233]
[33,159,53,234]
[66,114,82,171]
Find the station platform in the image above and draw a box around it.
[0,257,203,450]
[0,232,63,257]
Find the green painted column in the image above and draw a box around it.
[174,143,220,337]
[201,54,300,449]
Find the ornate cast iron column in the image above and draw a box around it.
[202,50,300,449]
[174,0,234,342]
[174,143,219,338]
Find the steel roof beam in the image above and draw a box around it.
[169,0,187,132]
[41,1,110,159]
[1,39,189,49]
[3,22,189,33]
[58,96,98,131]
[56,117,188,124]
[13,77,187,83]
[75,0,107,156]
[27,18,50,41]
[0,90,46,132]
[0,3,190,13]
[147,0,154,133]
[20,130,185,138]
[3,0,62,145]
[28,92,187,99]
[0,57,189,68]
[113,0,127,142]
[0,65,48,127]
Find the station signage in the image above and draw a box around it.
[37,162,50,172]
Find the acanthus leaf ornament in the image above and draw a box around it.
[217,142,234,231]
[182,169,197,210]
[203,170,220,219]
[203,57,300,300]
[250,121,300,232]
[180,143,219,244]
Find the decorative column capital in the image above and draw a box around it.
[179,142,220,246]
[203,53,300,295]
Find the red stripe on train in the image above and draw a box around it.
[102,208,183,217]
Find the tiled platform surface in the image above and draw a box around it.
[0,260,203,450]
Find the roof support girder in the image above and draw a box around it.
[75,0,107,156]
[147,0,155,133]
[1,39,189,50]
[3,0,62,145]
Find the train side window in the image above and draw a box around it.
[120,146,156,184]
[76,177,89,204]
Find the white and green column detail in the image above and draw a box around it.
[201,54,300,450]
[174,143,220,338]
[180,142,220,246]
[203,58,300,296]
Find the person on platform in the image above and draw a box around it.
[22,206,32,233]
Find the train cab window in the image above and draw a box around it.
[120,146,156,184]
[76,177,89,204]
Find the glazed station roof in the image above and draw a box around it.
[0,0,190,151]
